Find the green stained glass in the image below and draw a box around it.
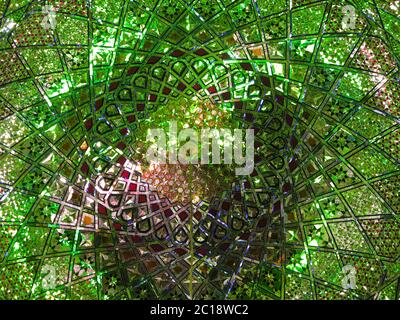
[0,0,399,301]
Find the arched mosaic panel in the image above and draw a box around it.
[0,0,399,300]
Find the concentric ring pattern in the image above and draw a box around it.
[0,0,399,300]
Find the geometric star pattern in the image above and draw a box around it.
[0,0,399,300]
